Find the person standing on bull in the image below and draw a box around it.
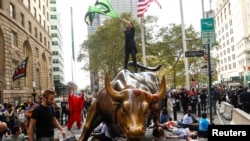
[120,18,137,72]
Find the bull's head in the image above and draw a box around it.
[105,73,166,139]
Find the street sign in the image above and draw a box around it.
[201,18,214,31]
[201,18,215,45]
[185,50,204,57]
[201,31,215,45]
[200,62,215,74]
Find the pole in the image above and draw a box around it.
[140,18,147,66]
[208,43,213,122]
[201,0,205,18]
[179,0,190,90]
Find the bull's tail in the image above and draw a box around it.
[128,61,161,72]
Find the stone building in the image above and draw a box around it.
[0,0,53,104]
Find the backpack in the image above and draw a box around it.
[18,111,25,123]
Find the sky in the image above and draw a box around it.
[57,0,216,89]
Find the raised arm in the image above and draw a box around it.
[119,18,132,32]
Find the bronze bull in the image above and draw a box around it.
[78,70,166,141]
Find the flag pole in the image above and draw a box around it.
[140,17,146,66]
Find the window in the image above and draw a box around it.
[231,37,234,43]
[12,60,20,86]
[51,25,57,30]
[28,21,32,33]
[20,13,24,26]
[51,0,56,4]
[10,3,15,18]
[232,54,235,60]
[43,5,45,15]
[34,7,36,18]
[231,45,235,51]
[0,0,2,9]
[229,19,232,26]
[228,3,231,15]
[35,27,37,38]
[52,41,58,45]
[230,29,233,34]
[40,33,42,42]
[10,30,17,47]
[28,0,30,10]
[36,48,39,57]
[50,7,56,12]
[224,8,227,19]
[44,37,46,46]
[39,0,41,9]
[39,14,41,23]
[51,33,57,38]
[233,63,236,69]
[43,20,45,28]
[50,15,57,19]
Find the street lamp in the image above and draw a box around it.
[33,80,36,93]
[179,0,190,90]
[32,80,36,101]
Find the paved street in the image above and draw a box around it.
[54,108,225,141]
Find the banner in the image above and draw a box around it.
[84,0,119,25]
[12,56,29,81]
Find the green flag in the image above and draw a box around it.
[85,0,119,25]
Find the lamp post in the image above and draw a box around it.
[32,80,36,101]
[179,0,190,90]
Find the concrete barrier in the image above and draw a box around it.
[219,102,234,120]
[219,102,225,114]
[222,102,234,120]
[230,108,250,125]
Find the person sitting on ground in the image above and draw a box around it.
[178,110,198,130]
[198,113,210,138]
[92,123,112,141]
[166,127,198,140]
[5,125,27,141]
[160,107,170,124]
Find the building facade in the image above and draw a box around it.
[214,0,250,87]
[0,0,53,104]
[50,0,66,96]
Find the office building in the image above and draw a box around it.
[50,0,66,96]
[214,0,250,86]
[0,0,53,104]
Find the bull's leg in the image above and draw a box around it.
[78,101,102,141]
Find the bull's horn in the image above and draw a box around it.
[105,73,123,101]
[151,75,166,102]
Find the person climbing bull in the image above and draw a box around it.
[120,18,137,72]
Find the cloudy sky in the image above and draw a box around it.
[57,0,216,89]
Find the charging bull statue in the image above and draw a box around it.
[78,70,166,141]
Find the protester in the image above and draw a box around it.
[166,127,198,140]
[0,121,8,141]
[28,90,65,141]
[92,123,112,141]
[120,18,137,72]
[5,125,27,141]
[67,91,85,130]
[198,113,210,138]
[60,97,69,125]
